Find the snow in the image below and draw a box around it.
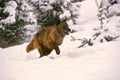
[49,0,57,4]
[117,0,120,3]
[1,1,17,24]
[4,6,16,15]
[21,1,33,11]
[78,0,99,30]
[0,38,120,80]
[6,1,17,9]
[102,0,111,7]
[108,4,120,17]
[107,16,120,34]
[0,0,120,80]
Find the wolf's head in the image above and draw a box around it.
[57,18,71,35]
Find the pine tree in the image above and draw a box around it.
[93,0,120,44]
[30,0,62,27]
[0,0,82,48]
[0,0,36,48]
[30,0,82,27]
[0,0,10,24]
[77,0,120,48]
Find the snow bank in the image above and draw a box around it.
[0,0,120,80]
[0,39,120,80]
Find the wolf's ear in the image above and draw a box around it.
[56,19,61,25]
[61,16,67,22]
[56,17,67,26]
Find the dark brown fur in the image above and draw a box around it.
[26,19,71,58]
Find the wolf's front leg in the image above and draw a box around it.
[50,43,60,55]
[55,46,60,55]
[38,49,45,58]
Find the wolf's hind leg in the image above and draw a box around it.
[26,41,34,53]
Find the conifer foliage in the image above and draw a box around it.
[30,0,82,27]
[0,0,82,48]
[0,0,35,48]
[31,0,62,27]
[93,0,120,43]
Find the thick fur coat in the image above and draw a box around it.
[26,19,71,58]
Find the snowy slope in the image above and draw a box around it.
[0,39,120,80]
[0,0,120,80]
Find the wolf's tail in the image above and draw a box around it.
[26,40,34,53]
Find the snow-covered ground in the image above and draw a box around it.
[0,0,120,80]
[0,39,120,80]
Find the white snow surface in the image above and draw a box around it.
[0,0,120,80]
[108,4,120,17]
